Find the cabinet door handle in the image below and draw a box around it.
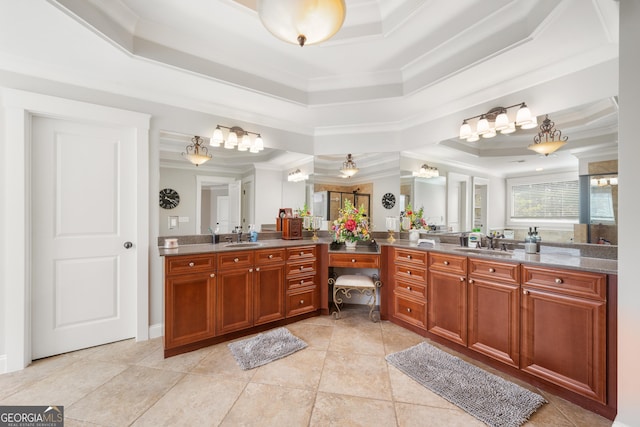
[407,286,412,291]
[443,261,449,265]
[523,290,529,295]
[255,267,260,271]
[299,265,304,270]
[407,270,412,275]
[460,277,465,282]
[407,308,412,313]
[188,262,195,267]
[351,259,356,263]
[300,279,304,284]
[299,251,304,256]
[489,268,495,273]
[555,278,563,284]
[210,273,215,278]
[468,279,474,284]
[407,255,412,260]
[299,299,305,305]
[268,254,274,259]
[249,268,253,272]
[233,258,239,263]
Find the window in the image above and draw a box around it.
[507,172,579,227]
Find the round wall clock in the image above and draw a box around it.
[159,188,180,209]
[381,192,396,209]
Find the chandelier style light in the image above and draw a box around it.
[459,102,537,142]
[257,0,346,47]
[412,164,439,178]
[287,168,309,182]
[340,153,359,177]
[527,115,569,156]
[211,125,264,153]
[182,136,212,166]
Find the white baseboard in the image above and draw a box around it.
[149,323,164,339]
[0,354,6,374]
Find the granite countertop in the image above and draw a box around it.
[158,238,617,274]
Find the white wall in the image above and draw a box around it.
[414,179,446,225]
[615,2,640,425]
[254,168,283,228]
[372,174,401,232]
[281,180,307,216]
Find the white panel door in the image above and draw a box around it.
[216,196,230,233]
[31,116,137,359]
[228,181,241,231]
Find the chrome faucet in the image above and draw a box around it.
[235,226,243,243]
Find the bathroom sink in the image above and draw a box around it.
[225,242,263,248]
[453,247,513,257]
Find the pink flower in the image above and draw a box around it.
[345,219,357,231]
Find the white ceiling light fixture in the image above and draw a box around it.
[210,125,264,153]
[287,168,309,182]
[412,164,439,178]
[257,0,346,47]
[459,103,535,140]
[182,136,212,166]
[340,153,359,177]
[527,115,569,156]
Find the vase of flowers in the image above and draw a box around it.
[332,199,370,248]
[296,203,312,229]
[401,203,427,231]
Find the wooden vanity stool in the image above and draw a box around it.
[329,274,381,322]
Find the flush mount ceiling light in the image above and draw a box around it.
[340,153,359,177]
[459,103,537,141]
[257,0,346,47]
[412,164,440,178]
[211,125,264,153]
[527,115,569,156]
[182,136,212,166]
[287,168,309,182]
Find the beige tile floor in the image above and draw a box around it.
[0,306,613,426]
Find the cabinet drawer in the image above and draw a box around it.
[429,252,467,274]
[394,278,427,300]
[218,251,254,270]
[255,248,286,265]
[522,265,606,301]
[286,287,318,317]
[394,248,427,267]
[286,260,316,276]
[468,258,519,284]
[393,264,427,284]
[329,253,380,268]
[286,275,316,290]
[393,293,426,329]
[165,254,215,276]
[286,246,316,261]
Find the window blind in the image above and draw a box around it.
[511,180,579,219]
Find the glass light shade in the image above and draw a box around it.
[224,139,235,149]
[476,117,490,135]
[500,122,516,134]
[211,127,224,146]
[494,112,510,131]
[240,133,252,149]
[183,153,211,166]
[227,131,238,146]
[609,177,618,185]
[341,167,358,177]
[254,135,264,151]
[521,116,538,129]
[482,128,496,138]
[257,0,346,47]
[459,121,471,139]
[590,178,599,186]
[516,105,532,126]
[527,140,566,156]
[467,133,480,142]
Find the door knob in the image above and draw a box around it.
[124,241,133,249]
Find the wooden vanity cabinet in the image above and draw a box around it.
[285,246,318,317]
[427,252,468,346]
[216,251,254,334]
[164,254,216,351]
[391,248,428,330]
[467,257,520,368]
[253,248,286,325]
[521,265,607,404]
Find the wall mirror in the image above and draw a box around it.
[159,131,312,236]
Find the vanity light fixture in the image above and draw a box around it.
[459,102,537,141]
[340,153,359,177]
[257,0,346,47]
[287,168,309,182]
[590,176,618,186]
[412,164,439,178]
[182,136,212,166]
[211,125,264,153]
[527,115,568,156]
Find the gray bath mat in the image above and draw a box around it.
[228,327,307,370]
[386,342,546,427]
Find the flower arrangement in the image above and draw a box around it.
[332,199,370,243]
[296,202,311,218]
[401,203,427,230]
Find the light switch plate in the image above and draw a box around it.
[168,216,178,229]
